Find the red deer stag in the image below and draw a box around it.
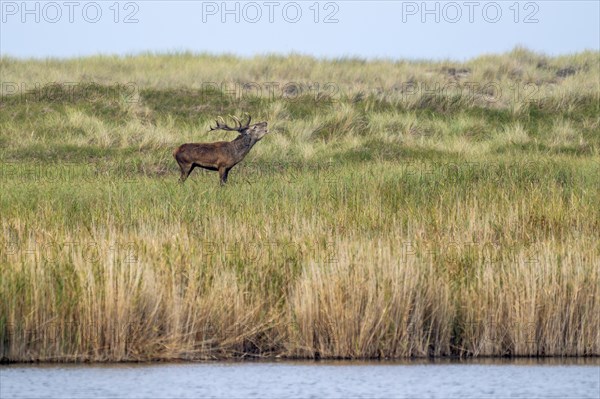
[173,114,269,185]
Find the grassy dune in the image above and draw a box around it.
[0,48,599,361]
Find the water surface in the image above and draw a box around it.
[1,358,598,398]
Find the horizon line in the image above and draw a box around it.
[2,47,599,64]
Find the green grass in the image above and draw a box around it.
[0,48,599,361]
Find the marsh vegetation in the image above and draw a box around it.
[0,48,598,361]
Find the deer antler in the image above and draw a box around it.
[231,116,242,129]
[231,114,252,129]
[209,115,252,132]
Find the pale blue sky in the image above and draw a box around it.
[0,1,598,60]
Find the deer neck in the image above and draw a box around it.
[230,134,257,160]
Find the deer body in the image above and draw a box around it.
[173,115,268,184]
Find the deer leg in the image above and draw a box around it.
[178,162,193,183]
[219,167,230,185]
